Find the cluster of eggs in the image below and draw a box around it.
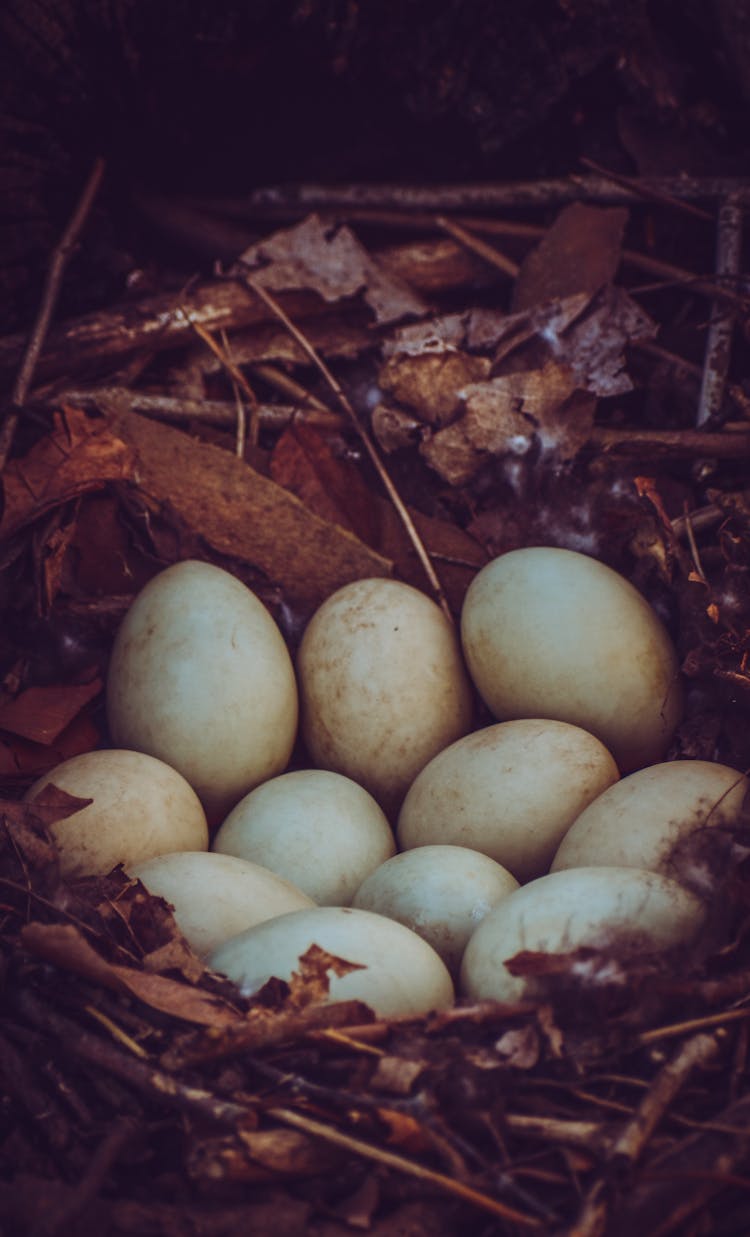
[26,551,748,1017]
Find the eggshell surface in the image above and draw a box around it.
[213,769,396,905]
[209,906,455,1017]
[397,720,619,882]
[297,578,473,813]
[106,560,298,818]
[551,760,749,878]
[460,547,683,772]
[352,845,519,975]
[25,749,208,877]
[129,851,315,956]
[460,866,705,1002]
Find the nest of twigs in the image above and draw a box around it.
[2,9,750,1220]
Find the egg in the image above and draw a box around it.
[25,749,208,877]
[213,769,396,905]
[128,851,315,957]
[209,906,454,1017]
[460,547,683,772]
[551,760,749,879]
[397,720,619,882]
[352,845,519,975]
[106,560,298,819]
[460,866,705,1002]
[297,578,473,814]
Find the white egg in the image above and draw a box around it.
[213,769,396,905]
[209,906,454,1017]
[25,749,208,877]
[397,720,619,882]
[460,547,683,772]
[128,851,315,957]
[352,845,519,975]
[297,578,473,814]
[460,866,705,1002]
[551,760,749,878]
[106,560,298,820]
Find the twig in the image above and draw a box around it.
[15,990,251,1127]
[638,1007,750,1046]
[268,1105,543,1227]
[0,157,105,469]
[181,310,260,447]
[29,1116,135,1237]
[435,215,520,278]
[696,193,743,426]
[238,273,454,622]
[0,1028,70,1154]
[47,387,347,431]
[250,362,333,413]
[579,157,714,222]
[610,1033,720,1167]
[681,505,708,584]
[194,175,750,215]
[221,327,248,454]
[589,426,750,457]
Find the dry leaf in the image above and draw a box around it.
[286,943,365,1010]
[0,678,101,744]
[106,409,391,610]
[21,922,241,1027]
[421,361,593,484]
[270,422,378,545]
[0,407,135,540]
[379,350,491,426]
[238,214,428,325]
[513,202,628,308]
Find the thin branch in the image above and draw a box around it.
[610,1033,720,1167]
[194,175,750,215]
[238,273,454,621]
[0,156,105,469]
[181,310,260,447]
[589,426,750,458]
[47,387,347,431]
[697,193,743,426]
[435,215,520,278]
[268,1105,543,1228]
[579,157,714,222]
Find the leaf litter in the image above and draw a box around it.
[0,176,750,1237]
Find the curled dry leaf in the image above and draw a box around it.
[0,407,135,541]
[421,361,596,485]
[285,943,366,1010]
[237,213,429,325]
[20,922,241,1027]
[379,350,491,426]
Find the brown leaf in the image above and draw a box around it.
[20,922,241,1027]
[0,710,100,781]
[0,407,135,540]
[238,214,428,325]
[0,678,102,744]
[270,422,378,545]
[513,202,628,308]
[421,361,593,484]
[379,350,491,426]
[286,943,365,1010]
[106,408,391,611]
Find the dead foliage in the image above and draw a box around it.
[1,140,750,1237]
